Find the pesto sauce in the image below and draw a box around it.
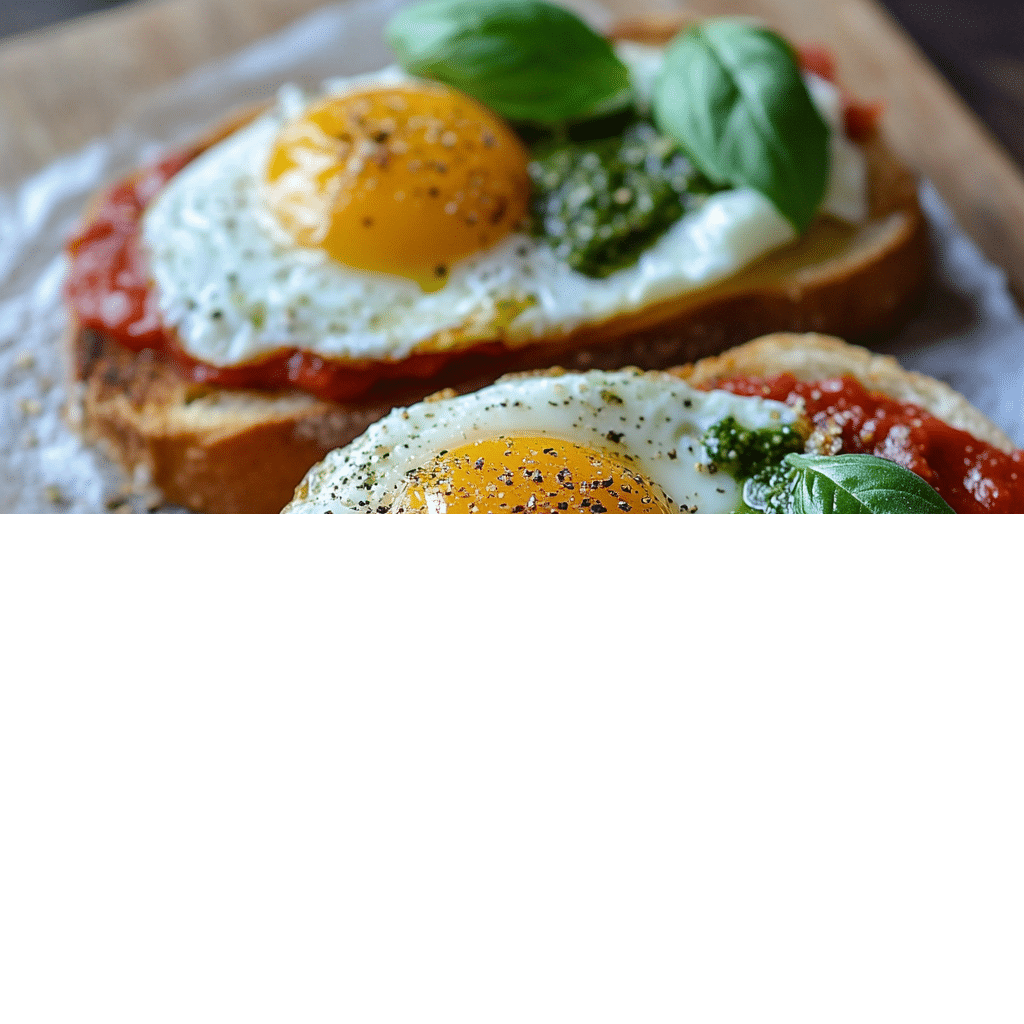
[742,461,802,515]
[527,120,717,278]
[701,416,805,482]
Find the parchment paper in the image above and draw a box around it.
[2,0,1022,512]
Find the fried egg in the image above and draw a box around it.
[281,370,801,514]
[264,82,530,291]
[142,47,866,370]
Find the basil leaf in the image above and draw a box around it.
[386,0,631,124]
[744,453,955,514]
[652,19,829,233]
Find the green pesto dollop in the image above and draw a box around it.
[527,121,717,278]
[701,416,805,482]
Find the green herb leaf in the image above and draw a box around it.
[386,0,631,125]
[652,19,829,233]
[744,453,956,514]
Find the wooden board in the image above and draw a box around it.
[3,0,1024,302]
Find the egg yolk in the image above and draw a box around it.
[264,84,531,290]
[394,437,673,513]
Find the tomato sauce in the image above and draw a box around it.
[796,43,883,141]
[66,153,196,350]
[161,331,506,403]
[713,373,1024,513]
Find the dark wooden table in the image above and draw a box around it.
[4,0,1023,170]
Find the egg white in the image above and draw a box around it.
[143,46,866,370]
[281,370,801,514]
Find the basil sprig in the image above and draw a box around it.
[387,0,631,124]
[743,453,955,514]
[652,19,829,233]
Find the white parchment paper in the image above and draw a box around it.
[2,0,1022,512]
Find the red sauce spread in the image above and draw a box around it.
[66,152,195,349]
[796,43,883,141]
[161,330,493,403]
[712,373,1024,514]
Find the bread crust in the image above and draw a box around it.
[68,14,929,513]
[71,326,404,513]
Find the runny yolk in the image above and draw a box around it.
[394,437,673,513]
[264,84,531,291]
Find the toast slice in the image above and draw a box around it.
[68,15,928,513]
